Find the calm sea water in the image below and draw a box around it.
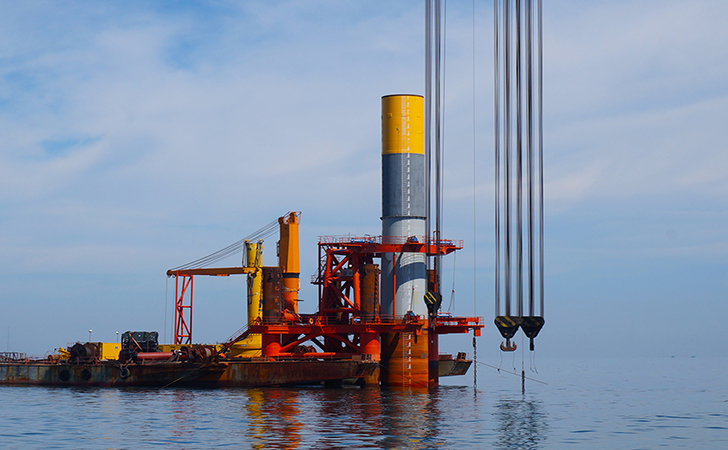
[1,356,726,449]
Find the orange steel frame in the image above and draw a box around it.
[243,235,483,359]
[173,272,194,345]
[169,267,254,345]
[171,237,483,355]
[314,236,463,319]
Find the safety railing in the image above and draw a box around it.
[256,314,426,326]
[0,352,27,361]
[434,316,484,327]
[318,235,463,248]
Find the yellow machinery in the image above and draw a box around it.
[246,240,264,326]
[227,240,264,358]
[100,343,121,360]
[54,342,120,360]
[278,212,300,315]
[167,212,301,357]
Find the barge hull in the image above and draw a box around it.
[210,359,378,387]
[0,359,379,388]
[0,361,220,387]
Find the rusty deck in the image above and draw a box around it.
[0,358,379,388]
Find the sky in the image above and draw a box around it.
[0,0,726,359]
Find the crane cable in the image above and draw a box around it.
[169,216,284,272]
[538,0,545,317]
[494,0,545,352]
[447,251,457,312]
[472,0,478,392]
[426,0,446,292]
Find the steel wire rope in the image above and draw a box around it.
[161,365,209,389]
[496,0,545,344]
[164,277,169,344]
[169,218,280,271]
[425,0,432,271]
[439,0,447,290]
[447,251,457,313]
[473,334,477,391]
[181,223,275,267]
[476,359,546,385]
[521,325,525,393]
[494,0,501,317]
[472,0,478,391]
[434,0,443,290]
[526,0,535,316]
[538,0,544,317]
[503,0,512,316]
[472,0,477,319]
[515,0,524,318]
[426,0,447,293]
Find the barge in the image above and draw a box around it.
[1,95,483,389]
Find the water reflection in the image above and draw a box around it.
[306,387,384,448]
[239,387,454,449]
[171,389,198,440]
[379,389,446,449]
[2,384,494,448]
[244,389,267,449]
[493,395,548,450]
[243,388,303,449]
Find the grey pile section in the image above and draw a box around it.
[382,152,425,219]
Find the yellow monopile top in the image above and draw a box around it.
[381,95,424,155]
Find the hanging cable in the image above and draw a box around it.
[515,0,523,318]
[425,0,432,271]
[473,0,478,319]
[164,277,168,344]
[447,251,457,312]
[538,0,544,317]
[504,0,512,317]
[493,0,545,355]
[521,326,525,393]
[426,0,446,295]
[436,0,441,270]
[476,359,547,384]
[526,0,534,317]
[493,0,501,318]
[169,216,282,272]
[472,335,477,391]
[472,0,479,392]
[440,0,447,269]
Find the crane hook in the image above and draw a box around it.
[500,338,517,352]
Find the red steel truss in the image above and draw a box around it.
[173,272,193,345]
[218,236,483,359]
[171,236,483,358]
[313,236,462,319]
[169,267,255,345]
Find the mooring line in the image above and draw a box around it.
[160,365,208,389]
[475,360,547,385]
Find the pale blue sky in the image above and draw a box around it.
[0,1,726,358]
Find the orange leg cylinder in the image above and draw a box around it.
[380,330,429,389]
[428,326,439,388]
[262,334,281,357]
